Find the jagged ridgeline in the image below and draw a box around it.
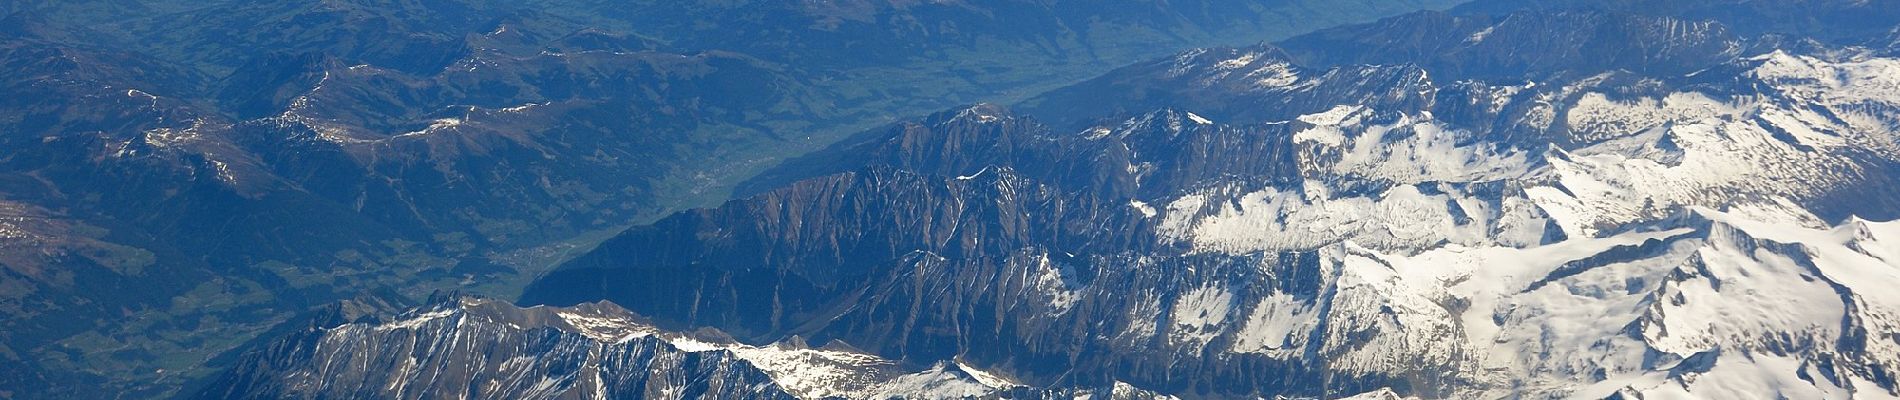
[2,0,1476,397]
[201,1,1900,398]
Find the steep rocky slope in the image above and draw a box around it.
[506,7,1900,399]
[0,1,1470,397]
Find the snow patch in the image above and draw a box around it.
[1185,112,1213,125]
[1297,105,1364,126]
[1167,285,1234,349]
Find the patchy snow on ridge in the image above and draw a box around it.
[1528,111,1861,238]
[1167,285,1235,350]
[1230,292,1316,354]
[1185,112,1213,125]
[1297,104,1364,126]
[1158,182,1550,254]
[1563,92,1737,142]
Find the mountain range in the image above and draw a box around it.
[204,0,1900,398]
[0,0,1465,398]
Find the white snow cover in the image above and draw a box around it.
[1185,112,1214,125]
[1164,49,1900,252]
[1296,104,1364,126]
[1159,183,1547,253]
[1031,252,1081,314]
[1166,285,1235,350]
[1132,51,1900,398]
[1177,209,1900,398]
[1230,292,1316,354]
[642,329,1013,399]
